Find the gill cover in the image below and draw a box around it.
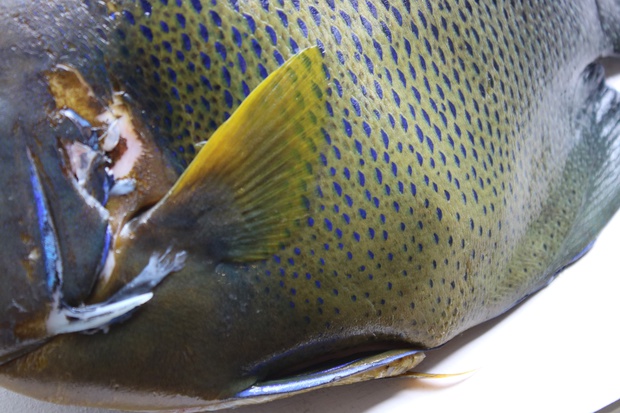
[0,1,118,362]
[0,0,182,363]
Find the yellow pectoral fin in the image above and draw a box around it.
[147,47,327,261]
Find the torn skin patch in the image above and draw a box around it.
[45,65,180,302]
[46,65,106,127]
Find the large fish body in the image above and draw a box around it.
[1,0,620,410]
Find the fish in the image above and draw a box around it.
[1,0,620,411]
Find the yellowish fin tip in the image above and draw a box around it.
[151,47,327,262]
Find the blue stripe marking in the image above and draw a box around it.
[27,150,61,291]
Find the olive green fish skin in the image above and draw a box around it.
[2,0,620,410]
[105,0,611,344]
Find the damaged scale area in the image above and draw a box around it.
[5,53,187,360]
[46,64,183,299]
[0,0,184,367]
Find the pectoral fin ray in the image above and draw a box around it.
[142,47,327,262]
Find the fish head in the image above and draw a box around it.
[0,0,116,362]
[0,0,180,364]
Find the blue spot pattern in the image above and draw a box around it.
[109,0,559,345]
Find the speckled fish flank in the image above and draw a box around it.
[103,0,617,344]
[1,0,620,411]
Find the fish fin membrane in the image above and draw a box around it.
[548,66,620,270]
[489,64,620,305]
[230,349,424,406]
[149,47,327,261]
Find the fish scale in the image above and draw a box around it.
[1,0,620,410]
[108,0,602,346]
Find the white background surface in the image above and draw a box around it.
[1,79,619,413]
